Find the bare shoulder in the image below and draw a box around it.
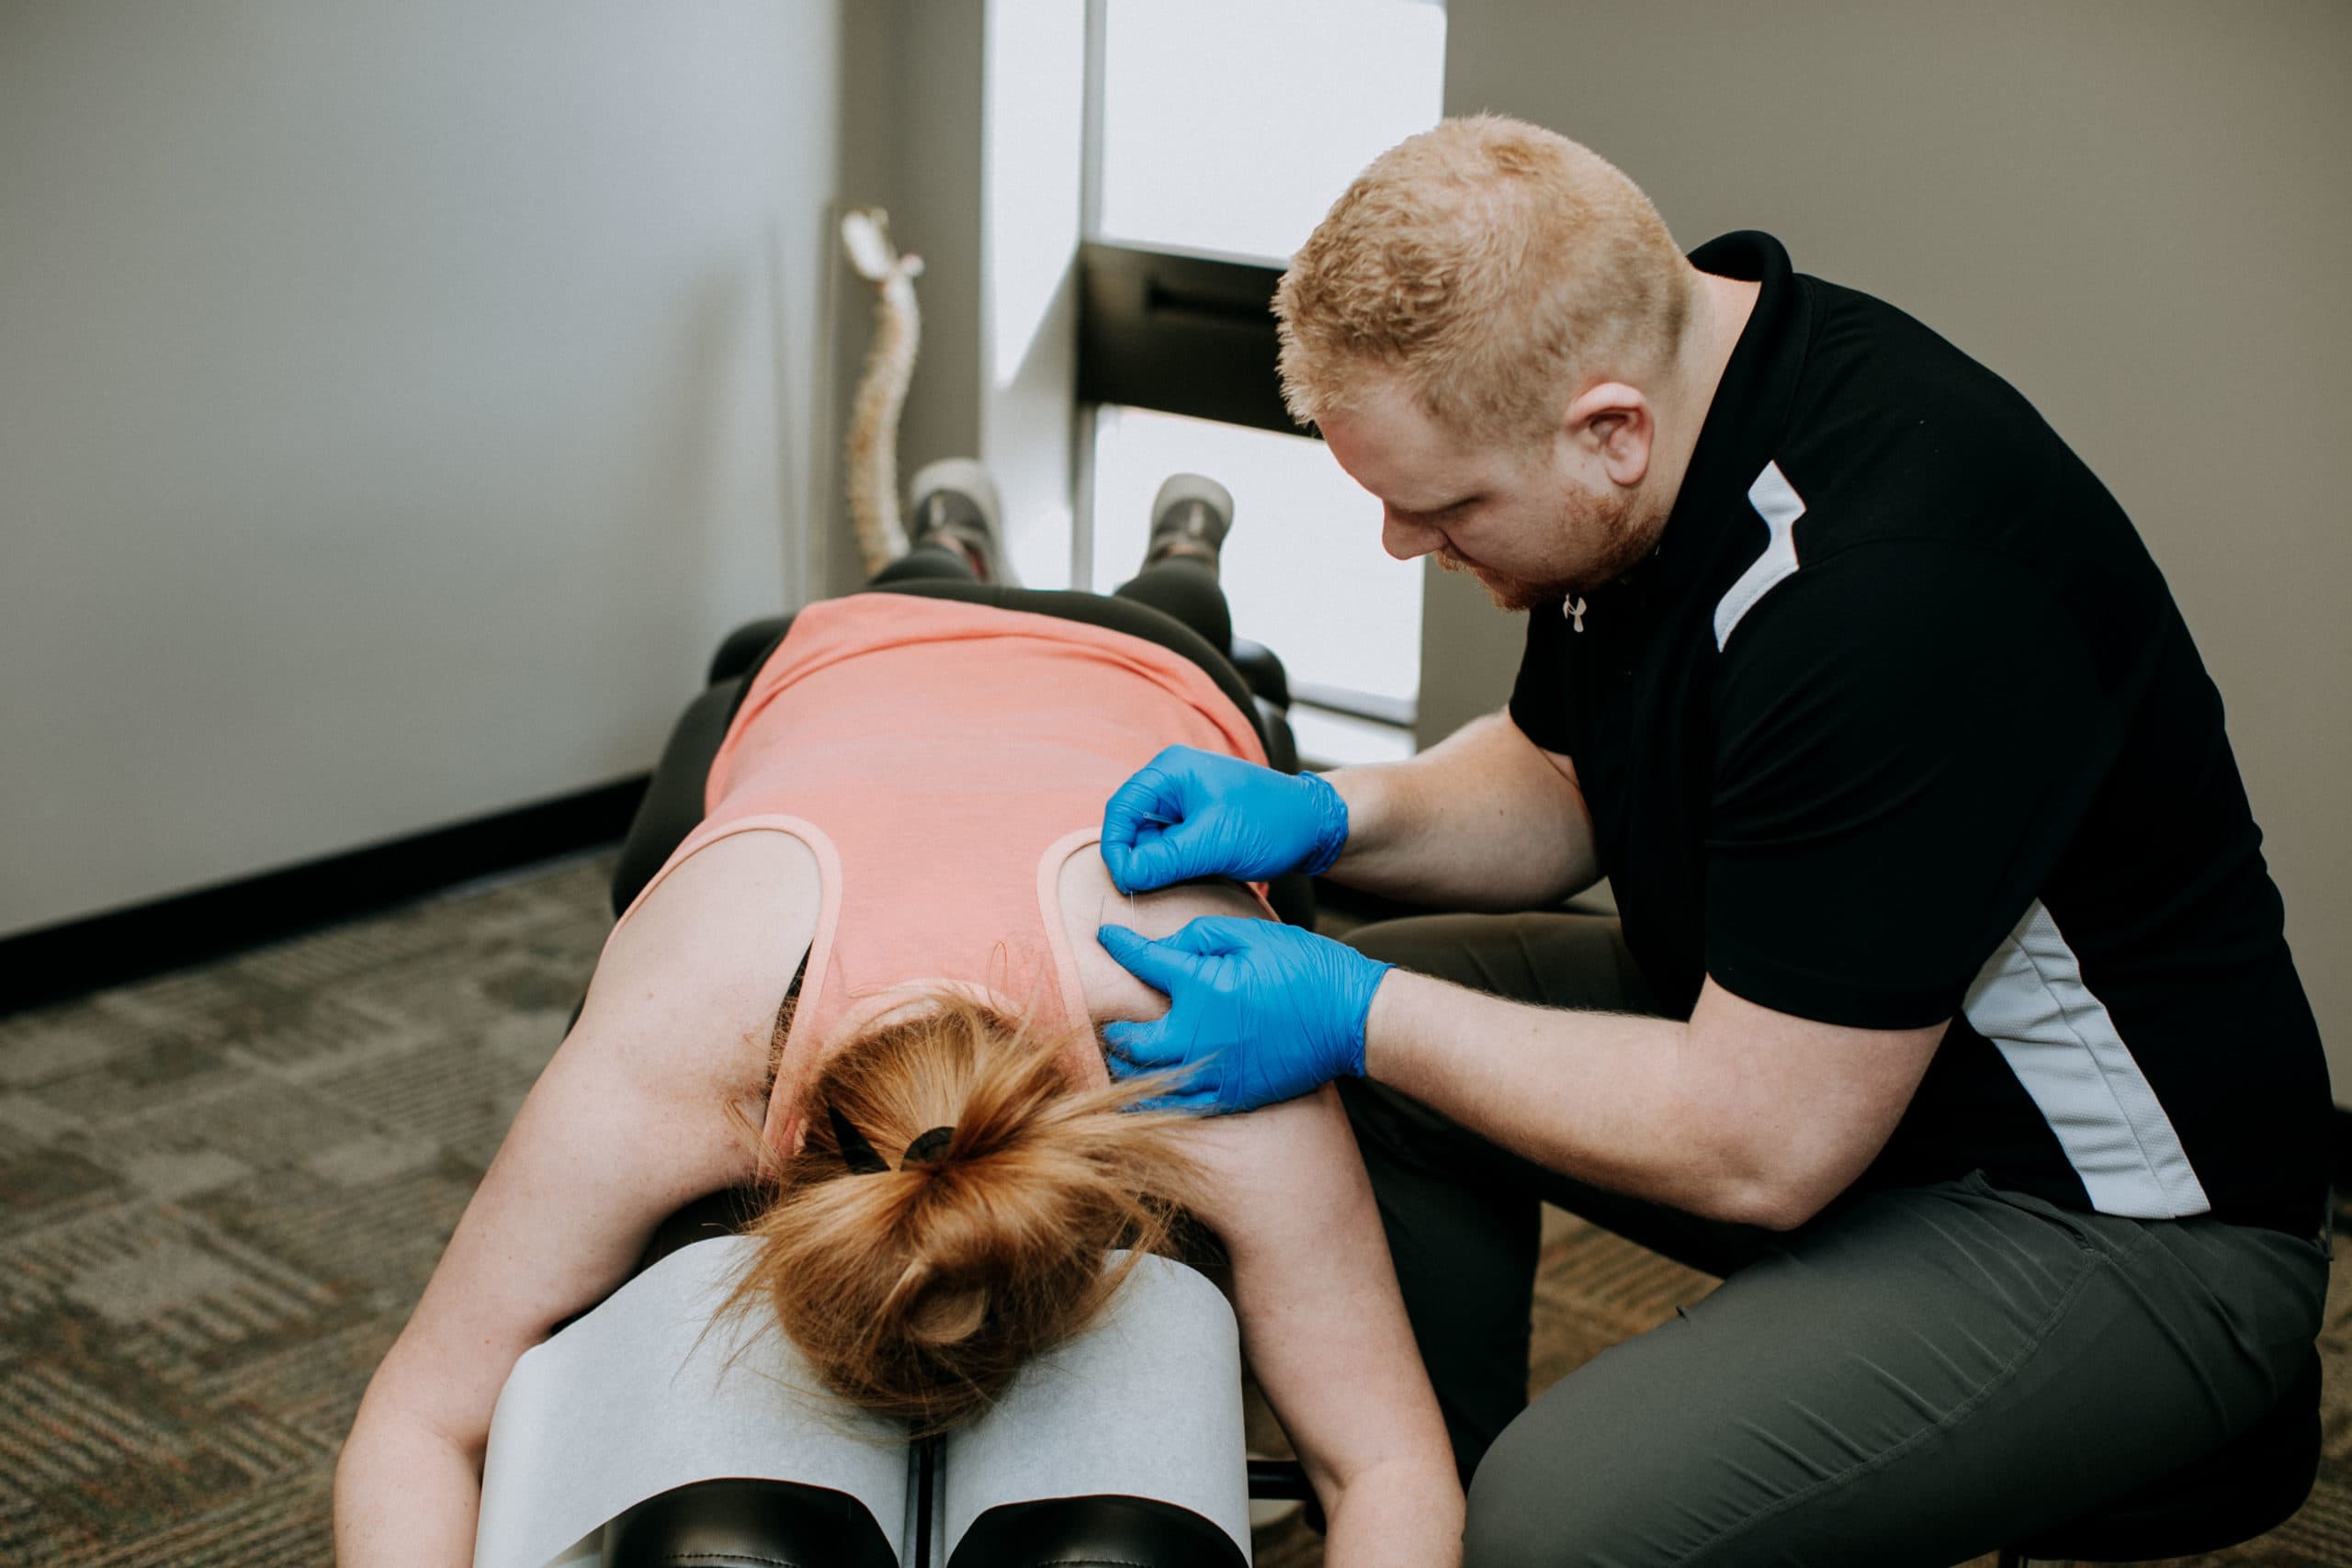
[1054,841,1268,1025]
[585,829,822,1101]
[357,829,820,1456]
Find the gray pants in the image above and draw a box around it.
[1338,911,2330,1567]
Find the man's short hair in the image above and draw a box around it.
[1275,114,1692,442]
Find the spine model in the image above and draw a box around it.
[840,208,922,576]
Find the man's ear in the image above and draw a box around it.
[1561,381,1654,488]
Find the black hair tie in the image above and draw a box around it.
[900,1125,956,1168]
[827,1106,958,1175]
[827,1102,888,1175]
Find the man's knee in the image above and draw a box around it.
[1462,1388,1687,1568]
[1342,910,1657,1015]
[1339,911,1495,981]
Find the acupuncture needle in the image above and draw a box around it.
[1125,809,1176,928]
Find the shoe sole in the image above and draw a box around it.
[1148,472,1234,555]
[906,457,1014,584]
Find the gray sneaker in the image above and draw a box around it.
[907,458,1012,584]
[1144,473,1233,576]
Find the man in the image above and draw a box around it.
[1093,115,2331,1564]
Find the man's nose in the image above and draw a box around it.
[1382,509,1440,561]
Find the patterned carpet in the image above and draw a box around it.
[1,850,2346,1566]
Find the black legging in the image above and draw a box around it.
[609,552,1271,921]
[858,549,1246,719]
[874,547,1235,660]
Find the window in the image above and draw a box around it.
[1091,405,1421,727]
[1078,0,1446,762]
[1093,0,1449,265]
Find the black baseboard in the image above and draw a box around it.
[0,775,649,1018]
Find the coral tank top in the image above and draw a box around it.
[608,593,1270,1155]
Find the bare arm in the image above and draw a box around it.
[334,833,813,1567]
[1064,852,1459,1564]
[1322,711,1599,911]
[1368,970,1946,1229]
[1179,1089,1463,1567]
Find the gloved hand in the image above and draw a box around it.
[1096,918,1393,1113]
[1100,745,1350,895]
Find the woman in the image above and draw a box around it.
[331,468,1464,1567]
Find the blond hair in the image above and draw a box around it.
[713,993,1198,1436]
[1275,114,1693,442]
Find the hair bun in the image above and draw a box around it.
[905,1281,988,1347]
[726,990,1201,1433]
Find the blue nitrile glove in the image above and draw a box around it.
[1096,917,1393,1114]
[1100,745,1350,895]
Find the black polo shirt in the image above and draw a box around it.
[1506,231,2329,1236]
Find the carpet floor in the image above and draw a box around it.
[1,851,2344,1566]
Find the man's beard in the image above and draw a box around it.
[1438,487,1657,613]
[1436,547,1554,612]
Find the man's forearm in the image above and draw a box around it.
[1323,712,1599,909]
[1363,969,1782,1225]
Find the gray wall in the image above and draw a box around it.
[1426,1,2352,1089]
[1,1,842,937]
[821,0,988,598]
[822,0,1084,597]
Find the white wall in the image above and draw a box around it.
[1423,0,2352,1090]
[0,1,842,937]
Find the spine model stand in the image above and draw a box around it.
[840,208,922,577]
